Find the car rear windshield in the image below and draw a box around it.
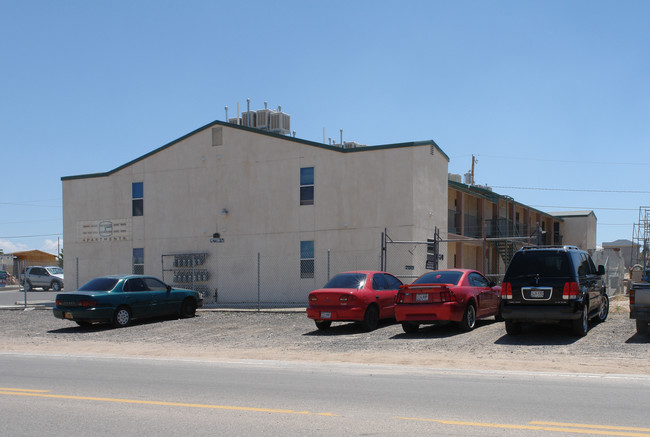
[413,271,462,285]
[78,277,120,292]
[506,251,571,278]
[323,273,367,289]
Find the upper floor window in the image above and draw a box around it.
[132,182,143,216]
[300,167,314,205]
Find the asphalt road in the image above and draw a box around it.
[0,286,56,307]
[1,353,649,436]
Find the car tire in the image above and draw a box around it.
[180,298,197,318]
[457,303,476,332]
[361,305,379,331]
[595,294,609,324]
[401,322,419,334]
[25,281,32,291]
[637,319,649,335]
[572,303,589,337]
[315,320,332,331]
[112,306,132,328]
[505,320,522,335]
[52,281,62,292]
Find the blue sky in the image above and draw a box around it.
[1,0,649,255]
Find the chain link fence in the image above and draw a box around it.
[160,248,381,308]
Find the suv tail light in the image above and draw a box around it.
[501,282,512,300]
[309,294,317,302]
[395,292,405,304]
[562,282,580,300]
[629,289,635,305]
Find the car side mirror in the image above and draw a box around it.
[489,281,496,287]
[597,265,605,275]
[167,285,172,292]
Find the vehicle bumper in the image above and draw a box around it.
[306,306,365,322]
[52,307,114,322]
[394,302,463,323]
[630,305,650,321]
[500,302,581,321]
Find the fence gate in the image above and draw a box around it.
[381,227,446,283]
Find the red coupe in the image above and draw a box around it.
[394,269,501,333]
[306,271,403,331]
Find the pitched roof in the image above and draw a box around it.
[62,120,449,181]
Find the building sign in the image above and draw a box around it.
[77,219,132,242]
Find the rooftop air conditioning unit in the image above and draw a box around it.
[228,117,242,125]
[241,111,256,128]
[448,173,462,183]
[255,109,272,130]
[270,111,290,135]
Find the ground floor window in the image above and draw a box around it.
[133,248,144,274]
[300,240,314,278]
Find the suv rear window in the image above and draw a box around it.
[506,251,571,278]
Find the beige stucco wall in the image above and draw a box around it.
[62,124,449,302]
[556,213,597,251]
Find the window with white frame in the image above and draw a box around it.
[300,240,314,278]
[300,167,314,205]
[133,248,144,274]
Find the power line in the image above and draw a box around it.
[0,233,62,239]
[493,186,650,194]
[529,205,638,211]
[478,154,650,166]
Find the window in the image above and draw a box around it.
[300,240,314,278]
[132,182,143,216]
[133,248,144,274]
[300,167,314,205]
[384,274,404,290]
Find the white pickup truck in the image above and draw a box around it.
[629,269,650,334]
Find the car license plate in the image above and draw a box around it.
[64,312,73,319]
[320,312,331,319]
[531,289,544,298]
[416,293,429,302]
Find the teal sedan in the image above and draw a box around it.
[53,275,203,328]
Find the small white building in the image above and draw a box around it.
[549,210,598,252]
[62,121,449,304]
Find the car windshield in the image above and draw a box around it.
[507,251,571,278]
[78,277,120,292]
[46,267,63,275]
[323,273,367,289]
[413,271,463,285]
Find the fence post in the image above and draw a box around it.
[327,249,330,282]
[76,257,79,289]
[257,252,261,311]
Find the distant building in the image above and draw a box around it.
[602,239,640,269]
[549,210,597,252]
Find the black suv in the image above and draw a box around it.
[500,246,608,336]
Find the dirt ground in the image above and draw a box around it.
[0,296,648,375]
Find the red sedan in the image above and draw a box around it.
[307,271,403,331]
[394,269,501,333]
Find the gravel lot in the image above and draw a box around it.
[1,296,648,375]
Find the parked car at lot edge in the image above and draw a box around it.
[53,275,203,328]
[394,269,502,333]
[306,271,403,331]
[500,246,608,337]
[21,266,64,291]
